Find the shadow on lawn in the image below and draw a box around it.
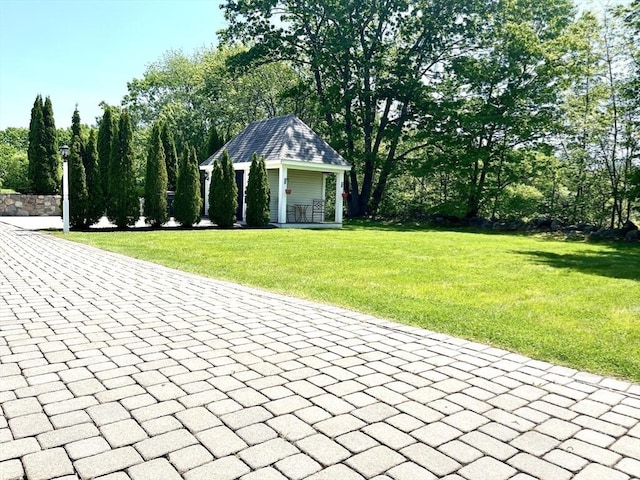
[516,246,640,282]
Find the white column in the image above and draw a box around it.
[334,171,344,224]
[278,166,288,224]
[242,166,249,222]
[322,173,327,201]
[62,159,69,233]
[203,169,211,217]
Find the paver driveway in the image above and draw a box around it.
[1,221,639,480]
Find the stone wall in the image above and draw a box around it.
[0,194,61,216]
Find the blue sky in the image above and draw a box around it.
[0,0,226,129]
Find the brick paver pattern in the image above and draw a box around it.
[1,222,639,480]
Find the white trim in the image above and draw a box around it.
[280,159,351,172]
[204,161,349,174]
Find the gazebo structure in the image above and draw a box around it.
[200,114,351,228]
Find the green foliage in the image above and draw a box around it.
[27,95,45,194]
[68,136,88,229]
[0,127,29,150]
[97,106,117,211]
[84,130,103,226]
[122,45,311,159]
[222,0,506,216]
[558,10,639,228]
[208,160,222,221]
[245,152,270,227]
[33,0,635,227]
[107,111,139,228]
[70,107,85,150]
[144,123,169,227]
[160,121,178,191]
[0,128,29,192]
[208,150,237,228]
[206,124,225,157]
[41,96,59,194]
[493,184,545,221]
[173,146,202,227]
[0,149,28,192]
[27,95,60,194]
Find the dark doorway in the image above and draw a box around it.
[235,170,244,221]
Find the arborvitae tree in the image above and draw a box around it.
[210,150,238,228]
[84,130,103,226]
[68,136,88,229]
[41,96,59,194]
[144,122,168,227]
[107,110,139,228]
[208,160,223,222]
[27,95,45,193]
[71,107,83,145]
[97,106,116,212]
[160,121,178,191]
[206,125,225,157]
[174,146,202,227]
[223,149,238,227]
[245,152,270,227]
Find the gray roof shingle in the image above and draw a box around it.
[200,114,350,168]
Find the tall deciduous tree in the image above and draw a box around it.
[222,0,489,216]
[144,122,169,227]
[174,146,202,227]
[437,0,575,218]
[559,9,639,228]
[108,111,139,228]
[97,106,117,212]
[68,136,88,229]
[84,129,103,226]
[160,121,178,191]
[245,152,270,227]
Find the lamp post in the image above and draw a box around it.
[59,144,70,233]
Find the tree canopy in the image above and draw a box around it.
[5,0,639,229]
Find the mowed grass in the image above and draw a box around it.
[61,222,640,382]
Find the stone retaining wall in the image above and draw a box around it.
[0,194,61,216]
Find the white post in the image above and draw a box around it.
[242,166,249,223]
[335,171,344,224]
[278,166,288,224]
[62,158,69,233]
[203,169,211,217]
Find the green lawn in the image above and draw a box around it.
[61,222,640,382]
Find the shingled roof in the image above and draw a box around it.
[200,114,349,168]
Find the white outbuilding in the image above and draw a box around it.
[200,114,351,227]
